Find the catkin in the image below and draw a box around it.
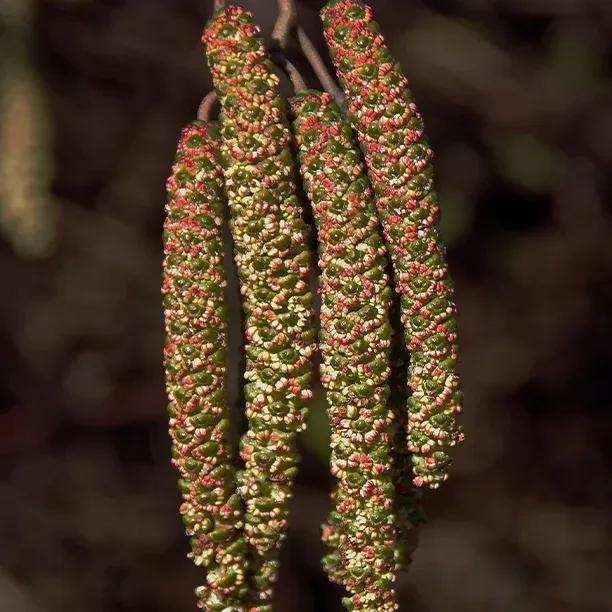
[163,120,248,611]
[292,90,397,611]
[321,0,464,488]
[203,7,315,609]
[0,0,56,257]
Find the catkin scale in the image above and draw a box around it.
[292,90,399,611]
[203,8,315,609]
[321,0,464,488]
[163,120,248,611]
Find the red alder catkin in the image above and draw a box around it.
[163,120,248,611]
[204,7,315,609]
[321,0,464,489]
[292,90,398,611]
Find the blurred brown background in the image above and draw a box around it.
[1,0,612,610]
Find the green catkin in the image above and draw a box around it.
[163,121,248,610]
[203,8,315,609]
[292,90,398,612]
[321,0,464,489]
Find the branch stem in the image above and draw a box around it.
[197,91,218,121]
[297,28,344,104]
[272,0,298,49]
[271,0,343,103]
[270,50,307,94]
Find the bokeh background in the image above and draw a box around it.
[1,0,612,610]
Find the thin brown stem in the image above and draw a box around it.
[197,91,218,121]
[297,27,344,104]
[270,50,307,94]
[272,0,342,101]
[272,0,298,49]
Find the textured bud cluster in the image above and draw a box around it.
[163,2,464,610]
[292,90,398,610]
[163,121,247,610]
[321,0,464,488]
[203,8,315,609]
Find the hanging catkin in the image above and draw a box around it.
[321,0,464,488]
[203,7,315,608]
[163,120,248,610]
[292,90,398,611]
